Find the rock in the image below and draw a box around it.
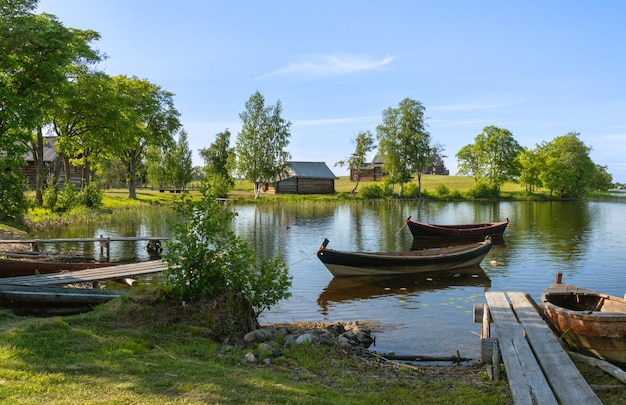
[241,352,256,364]
[258,342,274,352]
[295,333,314,344]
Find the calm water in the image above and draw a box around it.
[25,198,626,362]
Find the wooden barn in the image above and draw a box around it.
[350,155,385,182]
[21,137,82,188]
[274,162,337,194]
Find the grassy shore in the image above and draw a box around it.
[0,176,622,404]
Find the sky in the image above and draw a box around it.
[36,0,626,181]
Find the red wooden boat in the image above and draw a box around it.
[542,274,626,365]
[405,216,508,239]
[0,257,116,278]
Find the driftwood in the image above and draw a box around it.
[373,351,472,363]
[569,351,626,384]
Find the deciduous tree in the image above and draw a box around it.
[234,91,291,198]
[336,131,374,195]
[456,126,522,193]
[376,98,431,197]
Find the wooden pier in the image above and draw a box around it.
[475,291,601,405]
[0,236,168,257]
[0,260,170,287]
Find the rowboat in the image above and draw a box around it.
[316,237,492,277]
[542,274,626,365]
[0,257,117,278]
[0,284,125,316]
[405,216,508,239]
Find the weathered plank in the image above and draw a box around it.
[485,291,558,405]
[507,292,602,404]
[0,260,171,287]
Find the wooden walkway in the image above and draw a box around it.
[475,291,601,405]
[0,260,170,287]
[0,236,168,256]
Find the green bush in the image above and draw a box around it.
[359,183,390,199]
[434,184,450,197]
[80,184,103,208]
[54,181,80,212]
[161,184,292,338]
[0,172,27,221]
[466,181,500,199]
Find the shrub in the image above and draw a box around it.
[434,184,450,197]
[465,181,500,199]
[53,181,80,213]
[359,183,390,199]
[80,184,103,208]
[161,184,292,338]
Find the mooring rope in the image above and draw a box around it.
[288,251,317,267]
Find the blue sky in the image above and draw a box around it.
[37,1,626,181]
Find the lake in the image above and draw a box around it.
[24,197,626,363]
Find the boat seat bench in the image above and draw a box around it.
[475,291,601,405]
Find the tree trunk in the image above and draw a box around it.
[33,127,45,206]
[417,172,422,199]
[127,154,137,199]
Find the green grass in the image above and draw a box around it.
[0,296,511,404]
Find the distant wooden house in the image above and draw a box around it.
[21,137,82,188]
[273,161,337,194]
[350,155,385,182]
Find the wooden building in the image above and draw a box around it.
[274,162,337,194]
[21,137,82,188]
[350,155,385,182]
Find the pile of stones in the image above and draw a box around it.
[230,321,375,364]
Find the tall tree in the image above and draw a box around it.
[52,72,118,190]
[335,131,374,195]
[234,91,291,198]
[537,132,596,198]
[171,130,193,190]
[111,75,181,199]
[376,98,431,197]
[0,0,101,212]
[199,129,235,196]
[456,125,522,193]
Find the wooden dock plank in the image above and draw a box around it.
[485,291,558,405]
[0,260,171,287]
[507,292,602,405]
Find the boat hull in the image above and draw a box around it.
[406,218,508,239]
[317,238,492,277]
[542,283,626,365]
[0,258,117,278]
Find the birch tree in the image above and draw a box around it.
[234,91,291,198]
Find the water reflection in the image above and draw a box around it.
[317,266,490,314]
[22,199,626,360]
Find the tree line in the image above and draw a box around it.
[0,1,614,224]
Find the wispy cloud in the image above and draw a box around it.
[431,101,521,112]
[260,53,394,78]
[293,115,379,127]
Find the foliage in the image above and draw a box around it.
[434,184,450,197]
[456,126,522,193]
[376,98,431,197]
[335,131,375,195]
[0,0,100,216]
[536,132,596,198]
[465,181,500,199]
[54,181,81,212]
[199,129,235,194]
[0,171,28,221]
[234,91,292,199]
[161,185,292,336]
[79,183,103,208]
[359,183,391,199]
[110,75,181,199]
